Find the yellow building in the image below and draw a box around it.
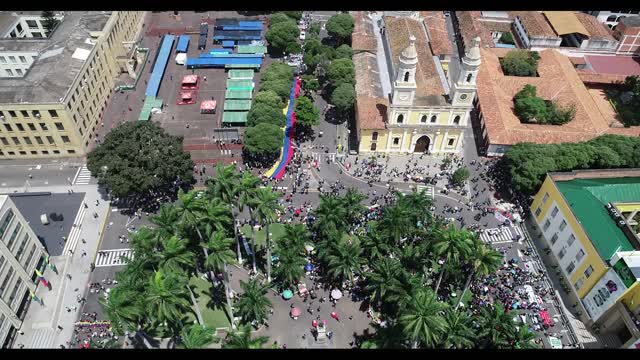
[0,11,145,159]
[352,14,478,155]
[530,169,640,347]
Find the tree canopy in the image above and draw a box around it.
[87,121,194,201]
[331,82,356,113]
[266,21,300,55]
[281,11,303,21]
[246,103,287,128]
[335,44,353,59]
[452,167,470,186]
[253,90,285,110]
[326,13,354,44]
[260,63,294,101]
[327,58,356,87]
[499,50,540,77]
[513,84,575,125]
[269,13,295,26]
[243,123,283,157]
[294,96,320,128]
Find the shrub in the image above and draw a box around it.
[500,50,539,77]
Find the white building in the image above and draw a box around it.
[586,11,640,30]
[0,195,47,348]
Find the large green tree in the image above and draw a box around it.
[326,13,355,44]
[400,289,448,348]
[243,123,283,158]
[179,325,218,349]
[499,50,539,77]
[331,82,356,115]
[87,121,194,201]
[222,325,270,349]
[327,58,356,87]
[235,279,272,327]
[246,103,287,128]
[266,20,300,55]
[294,96,320,128]
[254,90,285,110]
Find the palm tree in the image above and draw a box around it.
[222,324,270,349]
[175,189,206,247]
[206,164,240,204]
[200,197,233,234]
[397,188,433,225]
[179,324,218,349]
[313,194,347,234]
[280,223,309,254]
[204,229,237,329]
[478,302,514,348]
[399,289,448,348]
[341,188,366,223]
[360,221,393,260]
[155,235,197,274]
[432,224,473,294]
[237,171,261,264]
[326,236,364,288]
[509,325,539,349]
[150,204,180,239]
[385,272,423,311]
[365,257,404,308]
[457,239,503,310]
[100,285,145,336]
[235,279,272,327]
[129,227,162,266]
[145,269,192,335]
[440,309,475,349]
[253,187,282,283]
[381,202,412,244]
[272,247,306,289]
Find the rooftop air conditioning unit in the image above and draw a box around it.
[40,213,49,225]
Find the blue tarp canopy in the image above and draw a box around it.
[186,57,263,68]
[176,35,190,53]
[145,35,174,97]
[222,40,235,47]
[209,49,230,53]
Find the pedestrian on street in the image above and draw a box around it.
[81,239,86,244]
[57,325,63,330]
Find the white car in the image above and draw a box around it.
[299,31,306,40]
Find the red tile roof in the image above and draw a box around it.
[574,12,616,41]
[352,11,377,53]
[356,96,388,130]
[456,11,496,49]
[476,48,640,146]
[512,11,558,38]
[421,11,453,56]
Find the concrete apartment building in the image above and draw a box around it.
[0,11,145,159]
[613,16,640,56]
[529,170,640,348]
[0,195,47,348]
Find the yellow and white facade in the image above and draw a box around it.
[530,171,640,347]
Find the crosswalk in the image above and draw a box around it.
[479,225,526,244]
[28,328,57,348]
[311,152,336,162]
[95,249,134,267]
[62,204,87,255]
[73,165,92,185]
[416,184,435,199]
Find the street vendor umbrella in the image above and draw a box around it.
[282,290,294,300]
[331,289,343,300]
[304,244,315,253]
[291,307,301,317]
[305,263,314,272]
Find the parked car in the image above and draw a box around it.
[299,31,306,40]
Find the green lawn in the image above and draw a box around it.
[239,223,286,247]
[188,276,231,330]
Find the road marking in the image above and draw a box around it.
[479,225,525,245]
[95,248,134,267]
[416,184,435,199]
[73,165,92,185]
[62,204,87,255]
[28,327,57,349]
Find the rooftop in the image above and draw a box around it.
[455,11,496,49]
[554,176,640,261]
[352,11,377,53]
[574,12,616,41]
[475,47,640,146]
[620,16,640,28]
[383,16,447,106]
[356,96,388,130]
[0,11,111,104]
[9,192,84,257]
[513,11,558,38]
[421,11,453,56]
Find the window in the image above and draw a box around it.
[551,207,559,218]
[0,56,5,64]
[575,278,584,291]
[53,150,60,154]
[0,137,8,146]
[23,137,32,145]
[453,115,461,124]
[15,69,23,76]
[18,151,26,155]
[32,110,40,118]
[35,136,43,144]
[26,20,38,28]
[55,122,65,131]
[447,138,455,146]
[559,220,567,232]
[11,137,20,145]
[27,123,36,131]
[567,234,576,247]
[16,124,24,132]
[0,268,13,297]
[370,143,377,151]
[15,233,28,257]
[558,248,567,260]
[542,193,549,204]
[584,265,594,278]
[61,136,70,143]
[466,73,473,82]
[15,23,23,33]
[421,115,427,123]
[393,138,400,145]
[576,249,585,262]
[404,72,409,82]
[20,110,29,117]
[3,124,13,132]
[535,207,542,217]
[566,262,575,274]
[19,55,27,63]
[430,115,437,123]
[9,56,16,64]
[48,110,58,118]
[6,223,21,250]
[41,150,48,155]
[46,136,54,144]
[397,114,404,124]
[30,151,37,155]
[39,123,48,131]
[8,278,21,302]
[543,219,551,231]
[372,132,378,141]
[8,111,16,118]
[67,150,76,154]
[550,233,559,245]
[23,244,36,267]
[0,210,15,239]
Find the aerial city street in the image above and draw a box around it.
[1,10,640,350]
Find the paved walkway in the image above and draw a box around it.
[3,183,110,349]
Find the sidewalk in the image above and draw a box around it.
[7,183,110,349]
